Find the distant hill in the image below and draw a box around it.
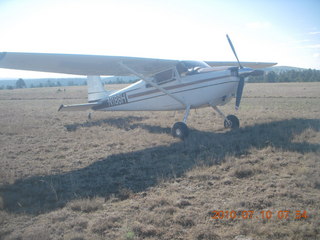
[262,66,306,73]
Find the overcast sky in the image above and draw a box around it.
[0,0,319,78]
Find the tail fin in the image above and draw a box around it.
[87,75,109,102]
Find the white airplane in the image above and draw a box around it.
[0,35,276,139]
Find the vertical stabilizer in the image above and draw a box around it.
[87,75,109,102]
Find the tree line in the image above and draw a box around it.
[0,76,138,90]
[0,79,86,90]
[248,69,320,83]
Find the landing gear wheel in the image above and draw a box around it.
[171,122,189,140]
[224,115,240,129]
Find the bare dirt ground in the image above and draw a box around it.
[0,82,319,240]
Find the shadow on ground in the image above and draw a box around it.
[64,116,149,131]
[1,118,319,215]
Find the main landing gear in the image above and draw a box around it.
[171,122,189,139]
[171,105,190,140]
[171,105,240,140]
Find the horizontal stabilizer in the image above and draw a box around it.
[58,103,99,111]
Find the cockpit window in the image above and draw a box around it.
[146,69,175,88]
[146,61,212,87]
[176,61,211,75]
[154,69,173,83]
[180,61,210,69]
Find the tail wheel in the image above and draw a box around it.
[224,115,240,129]
[171,122,189,140]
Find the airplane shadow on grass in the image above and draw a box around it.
[64,116,149,132]
[1,118,319,215]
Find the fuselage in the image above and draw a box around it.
[93,61,239,111]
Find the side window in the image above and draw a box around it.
[154,69,173,83]
[146,69,175,87]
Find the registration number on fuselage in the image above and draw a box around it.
[103,93,128,108]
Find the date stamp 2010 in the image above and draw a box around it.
[211,210,308,220]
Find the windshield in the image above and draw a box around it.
[176,61,211,75]
[180,61,210,69]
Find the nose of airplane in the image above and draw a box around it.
[239,67,264,77]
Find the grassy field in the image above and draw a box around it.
[0,82,319,240]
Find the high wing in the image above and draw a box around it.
[0,52,179,76]
[205,61,277,69]
[0,52,276,77]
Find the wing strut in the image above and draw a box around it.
[118,62,186,107]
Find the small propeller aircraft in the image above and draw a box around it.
[0,35,276,139]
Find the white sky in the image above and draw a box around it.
[0,0,319,78]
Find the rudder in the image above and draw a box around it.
[87,75,109,102]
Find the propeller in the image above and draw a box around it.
[226,34,243,69]
[226,34,245,110]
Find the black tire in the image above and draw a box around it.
[224,115,240,129]
[171,122,189,139]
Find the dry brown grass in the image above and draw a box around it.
[0,82,319,240]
